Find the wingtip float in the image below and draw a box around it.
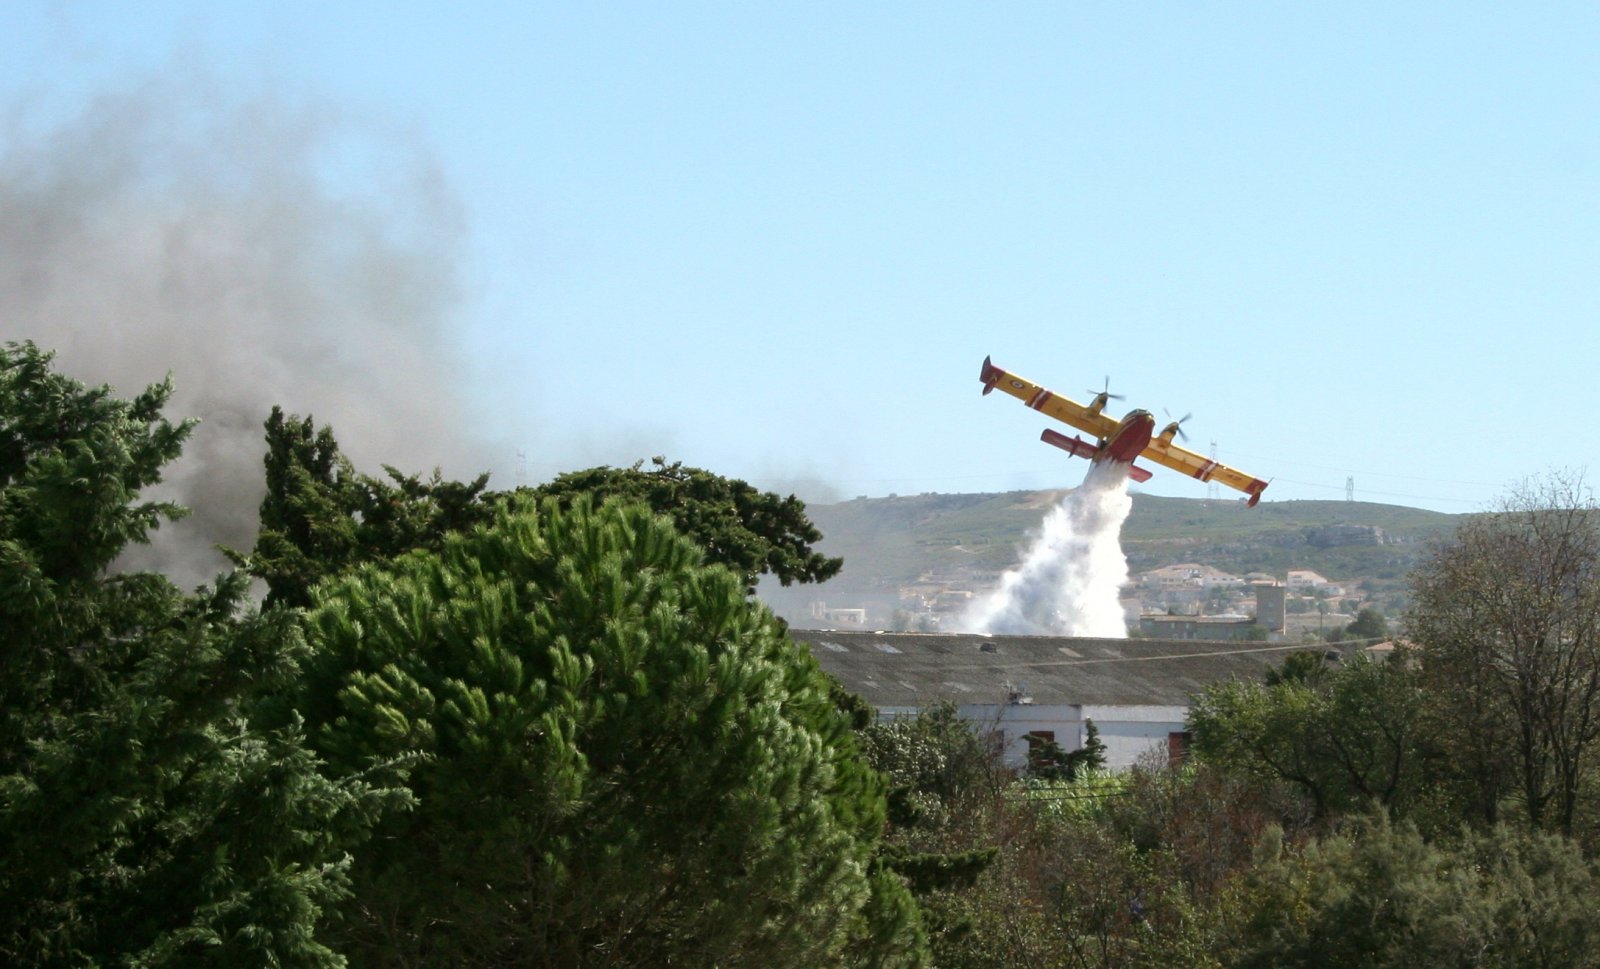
[978,355,1269,507]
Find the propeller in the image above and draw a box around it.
[1162,409,1192,442]
[1088,376,1125,404]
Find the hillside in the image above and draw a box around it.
[772,489,1459,606]
[758,492,1465,630]
[1119,494,1458,578]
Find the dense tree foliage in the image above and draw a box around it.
[242,406,494,608]
[241,416,841,601]
[3,345,901,966]
[1188,650,1427,818]
[0,342,403,966]
[1408,474,1600,834]
[294,495,923,967]
[860,704,1012,963]
[859,708,1246,968]
[1343,606,1389,641]
[0,341,190,745]
[19,338,1600,967]
[534,457,844,591]
[1227,813,1600,968]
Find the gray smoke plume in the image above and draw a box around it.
[1,76,487,587]
[956,460,1134,637]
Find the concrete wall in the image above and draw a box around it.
[956,703,1081,767]
[1081,704,1189,767]
[1137,616,1258,641]
[908,702,1192,769]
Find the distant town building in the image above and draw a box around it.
[1286,569,1343,596]
[1137,563,1249,594]
[1286,569,1324,589]
[1253,581,1287,634]
[931,590,975,614]
[807,602,868,627]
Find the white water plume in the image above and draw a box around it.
[956,460,1134,637]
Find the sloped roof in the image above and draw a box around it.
[792,629,1337,708]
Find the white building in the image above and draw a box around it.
[1287,569,1332,591]
[1139,563,1246,592]
[807,602,868,627]
[793,629,1341,769]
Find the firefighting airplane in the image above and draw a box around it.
[979,356,1269,506]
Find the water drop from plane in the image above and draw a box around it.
[956,460,1133,638]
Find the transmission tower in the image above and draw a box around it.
[1346,476,1355,502]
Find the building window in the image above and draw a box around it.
[1024,731,1065,777]
[1167,731,1192,767]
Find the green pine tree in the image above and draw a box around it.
[242,418,838,603]
[241,406,493,608]
[531,456,844,591]
[297,495,925,967]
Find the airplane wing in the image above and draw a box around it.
[1141,437,1270,506]
[978,357,1119,440]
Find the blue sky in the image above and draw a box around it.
[7,2,1599,514]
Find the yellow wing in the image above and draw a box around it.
[1142,433,1270,506]
[978,357,1119,440]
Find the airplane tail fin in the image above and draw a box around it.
[979,355,1002,395]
